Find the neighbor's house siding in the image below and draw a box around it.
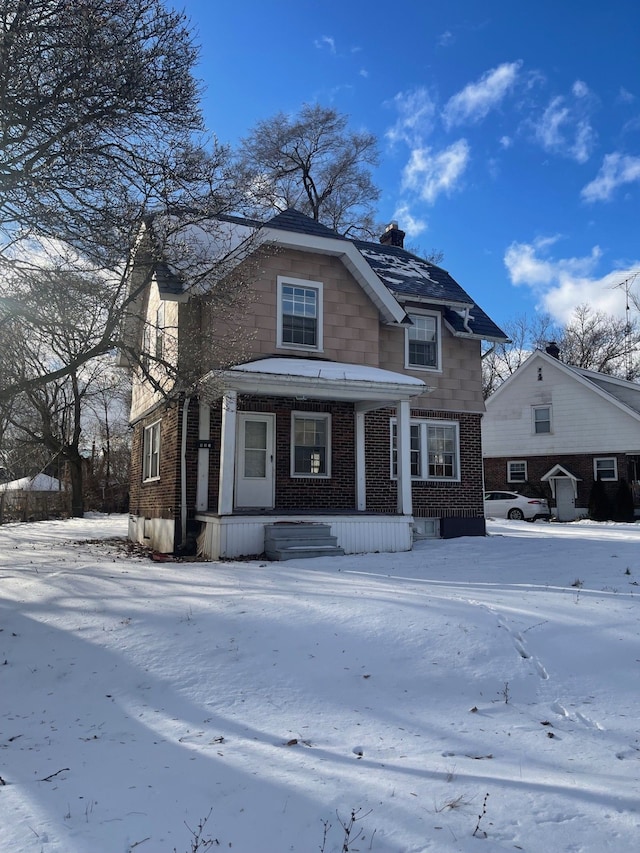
[483,451,629,512]
[482,356,640,458]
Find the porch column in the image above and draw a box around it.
[355,409,366,511]
[396,399,412,515]
[218,391,237,515]
[196,401,211,511]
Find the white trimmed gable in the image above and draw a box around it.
[483,350,640,457]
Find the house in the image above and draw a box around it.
[123,209,508,558]
[482,347,640,521]
[0,474,67,522]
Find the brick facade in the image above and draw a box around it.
[365,408,485,519]
[129,403,182,527]
[483,452,633,510]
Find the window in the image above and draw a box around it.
[594,457,617,481]
[155,304,164,361]
[391,418,459,481]
[532,405,551,434]
[143,421,160,481]
[277,277,323,350]
[405,312,440,370]
[508,460,527,483]
[291,413,330,477]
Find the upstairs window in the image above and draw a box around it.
[277,277,323,351]
[405,312,440,370]
[155,304,165,361]
[533,405,551,434]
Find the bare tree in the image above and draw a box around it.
[237,103,380,237]
[0,0,240,404]
[482,305,640,397]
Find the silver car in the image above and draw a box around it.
[484,490,551,521]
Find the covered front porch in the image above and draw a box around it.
[194,358,429,559]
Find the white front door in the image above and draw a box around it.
[555,477,576,521]
[235,413,275,509]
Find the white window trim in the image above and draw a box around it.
[593,457,618,481]
[404,310,442,373]
[290,411,331,478]
[507,460,528,483]
[390,417,460,482]
[532,405,552,434]
[142,420,161,482]
[276,276,324,352]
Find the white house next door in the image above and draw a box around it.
[235,413,275,509]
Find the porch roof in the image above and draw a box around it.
[218,357,430,403]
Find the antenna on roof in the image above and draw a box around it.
[611,271,640,380]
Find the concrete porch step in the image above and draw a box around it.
[264,523,345,560]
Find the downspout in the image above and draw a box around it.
[180,395,191,549]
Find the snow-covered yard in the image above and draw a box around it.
[1,515,639,852]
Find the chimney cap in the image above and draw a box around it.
[380,221,405,248]
[545,341,560,359]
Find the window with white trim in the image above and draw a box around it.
[391,418,460,481]
[594,457,617,481]
[508,460,527,483]
[532,405,551,434]
[142,421,160,481]
[405,312,440,370]
[277,277,323,351]
[291,413,330,477]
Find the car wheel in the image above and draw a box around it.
[508,508,525,520]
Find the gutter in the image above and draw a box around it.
[180,395,191,549]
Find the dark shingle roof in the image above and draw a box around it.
[265,209,348,240]
[354,239,508,342]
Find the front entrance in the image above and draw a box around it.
[554,477,576,521]
[235,413,275,509]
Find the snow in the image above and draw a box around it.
[0,475,62,492]
[231,357,426,386]
[1,515,640,853]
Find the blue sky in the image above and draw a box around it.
[182,0,640,331]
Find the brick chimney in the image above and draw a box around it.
[380,221,405,248]
[545,341,560,359]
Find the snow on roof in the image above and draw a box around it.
[0,474,63,492]
[230,357,425,386]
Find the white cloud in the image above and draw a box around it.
[438,30,454,47]
[442,61,522,128]
[500,135,513,148]
[314,35,336,53]
[503,236,638,323]
[572,80,590,98]
[401,140,470,204]
[618,86,635,104]
[392,203,428,238]
[359,68,369,78]
[581,152,640,202]
[533,84,597,163]
[386,87,437,146]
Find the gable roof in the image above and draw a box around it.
[487,348,640,424]
[140,208,507,341]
